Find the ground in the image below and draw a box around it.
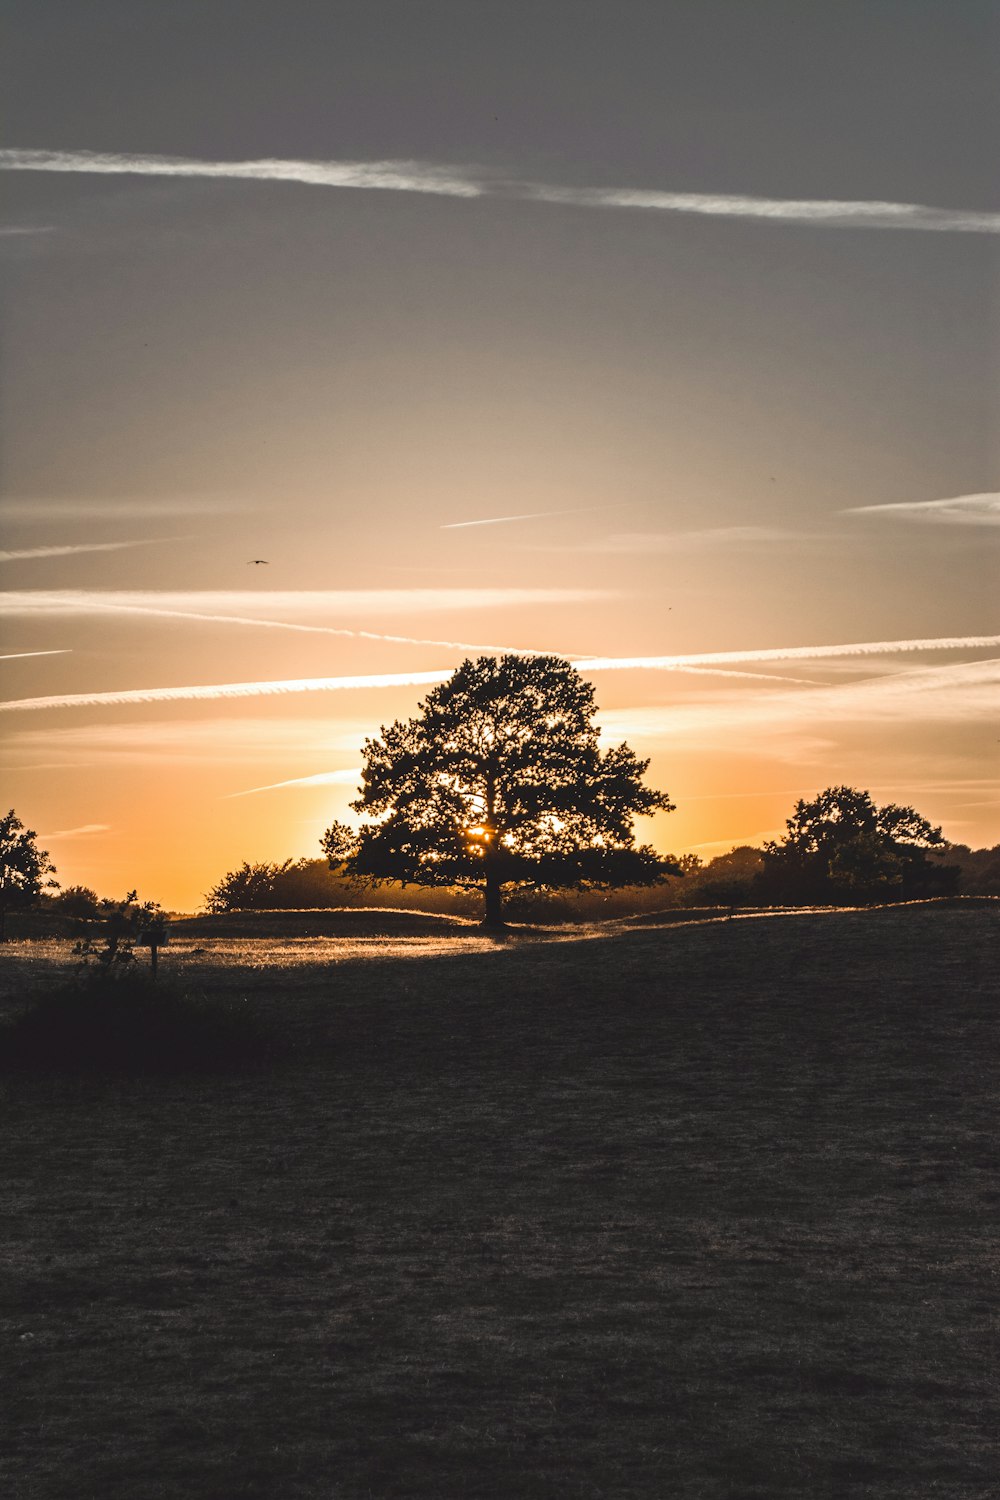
[1,902,997,1499]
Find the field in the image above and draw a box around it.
[2,903,997,1499]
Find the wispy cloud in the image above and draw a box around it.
[843,492,1000,526]
[574,634,1000,673]
[522,181,1000,234]
[0,587,608,619]
[0,148,483,198]
[0,649,71,661]
[0,668,455,713]
[2,148,999,235]
[0,588,604,656]
[441,509,590,530]
[224,768,362,798]
[36,823,110,840]
[1,635,996,715]
[0,224,55,237]
[0,539,172,563]
[1,717,368,765]
[598,658,1000,743]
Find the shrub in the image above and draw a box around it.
[46,885,102,919]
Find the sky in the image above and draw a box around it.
[1,0,998,911]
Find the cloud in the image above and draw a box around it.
[36,823,111,840]
[224,768,362,798]
[0,591,791,681]
[2,148,999,235]
[0,668,455,713]
[0,539,171,563]
[0,587,608,619]
[0,588,606,657]
[522,181,1000,234]
[441,509,590,529]
[1,716,368,765]
[843,492,1000,526]
[0,148,483,199]
[573,634,1000,673]
[0,224,55,237]
[1,634,996,715]
[597,658,1000,744]
[0,649,71,660]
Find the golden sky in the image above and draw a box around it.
[2,3,998,910]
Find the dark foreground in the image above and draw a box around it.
[2,904,997,1499]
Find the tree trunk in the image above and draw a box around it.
[482,863,505,928]
[480,759,506,929]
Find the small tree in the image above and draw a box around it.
[322,654,676,927]
[203,860,294,913]
[47,885,102,919]
[0,809,57,940]
[760,786,957,905]
[72,889,163,978]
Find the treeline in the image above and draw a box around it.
[24,838,1000,929]
[13,788,1000,929]
[199,840,999,920]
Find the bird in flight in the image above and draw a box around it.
[247,559,269,565]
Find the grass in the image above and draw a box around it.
[1,901,997,1498]
[1,967,276,1074]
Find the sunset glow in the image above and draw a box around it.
[2,5,997,911]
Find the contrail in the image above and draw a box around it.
[1,634,995,713]
[0,539,172,562]
[441,509,589,529]
[523,181,1000,234]
[571,634,1000,672]
[2,148,999,234]
[0,148,481,198]
[0,649,70,660]
[0,669,454,712]
[0,590,809,681]
[36,823,110,839]
[843,492,1000,525]
[598,658,1000,741]
[0,662,805,711]
[224,768,362,799]
[0,588,593,656]
[0,586,606,617]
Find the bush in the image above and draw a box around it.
[1,968,274,1074]
[46,884,103,919]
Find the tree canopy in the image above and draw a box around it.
[760,786,957,905]
[0,809,57,939]
[322,655,675,925]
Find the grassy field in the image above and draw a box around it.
[1,903,997,1499]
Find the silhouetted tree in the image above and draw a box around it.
[0,809,57,940]
[47,885,101,919]
[203,860,294,912]
[322,655,676,927]
[759,786,957,905]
